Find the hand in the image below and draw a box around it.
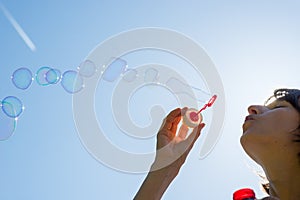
[134,108,205,200]
[150,107,205,175]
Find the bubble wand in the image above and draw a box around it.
[183,95,217,127]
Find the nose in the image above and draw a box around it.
[247,105,265,115]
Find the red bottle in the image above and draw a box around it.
[233,188,256,200]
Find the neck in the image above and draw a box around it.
[262,157,300,200]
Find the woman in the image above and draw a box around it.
[134,89,300,200]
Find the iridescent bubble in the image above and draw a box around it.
[144,68,159,83]
[45,68,61,84]
[122,69,138,82]
[103,57,127,82]
[36,66,52,86]
[1,96,24,118]
[11,67,33,90]
[78,60,96,78]
[0,102,16,141]
[166,77,209,103]
[61,70,84,94]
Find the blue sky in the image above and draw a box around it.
[1,0,300,199]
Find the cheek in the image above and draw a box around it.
[263,112,299,135]
[240,111,300,160]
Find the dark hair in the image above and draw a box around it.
[268,88,300,112]
[263,88,300,194]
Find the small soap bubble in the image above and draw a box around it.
[166,77,208,103]
[11,67,33,90]
[78,60,96,78]
[122,69,138,82]
[0,102,16,141]
[36,66,52,86]
[45,68,61,84]
[61,70,84,94]
[1,96,24,118]
[103,57,127,82]
[144,68,159,83]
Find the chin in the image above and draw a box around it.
[240,132,265,166]
[240,131,255,154]
[240,133,248,149]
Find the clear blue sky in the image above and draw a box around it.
[1,0,300,199]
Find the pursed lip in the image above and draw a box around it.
[244,115,255,122]
[242,115,255,133]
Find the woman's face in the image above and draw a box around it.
[240,100,300,165]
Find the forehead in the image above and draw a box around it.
[265,99,290,108]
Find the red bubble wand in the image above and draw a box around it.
[189,95,217,122]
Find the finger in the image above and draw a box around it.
[177,124,189,139]
[158,108,182,140]
[181,107,188,115]
[161,108,181,131]
[184,123,205,150]
[169,107,188,133]
[170,114,182,133]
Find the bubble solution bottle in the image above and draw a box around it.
[233,188,256,200]
[182,95,217,128]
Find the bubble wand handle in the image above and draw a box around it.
[196,94,217,114]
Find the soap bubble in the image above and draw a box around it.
[35,66,52,86]
[45,68,61,84]
[0,101,16,141]
[103,58,127,82]
[122,69,138,82]
[11,67,33,90]
[61,70,84,94]
[1,96,24,118]
[144,68,159,83]
[166,77,209,103]
[78,60,97,78]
